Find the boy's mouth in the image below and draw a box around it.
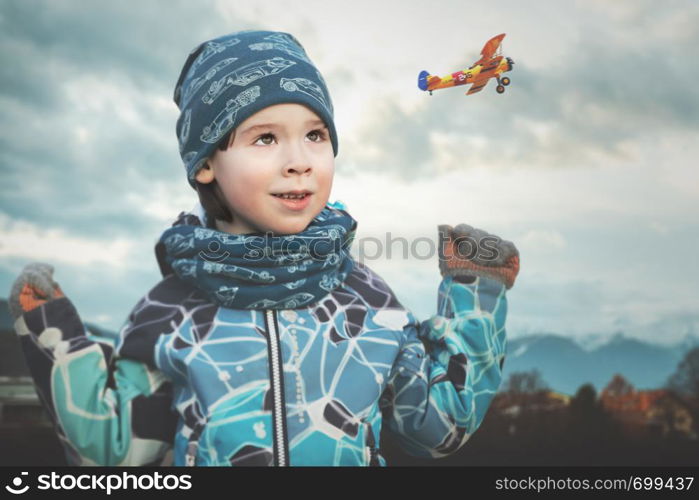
[271,190,312,200]
[271,190,313,212]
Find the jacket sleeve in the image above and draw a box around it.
[379,275,507,458]
[13,297,177,466]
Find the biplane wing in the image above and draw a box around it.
[480,33,506,61]
[466,74,491,95]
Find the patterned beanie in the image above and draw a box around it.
[173,30,338,188]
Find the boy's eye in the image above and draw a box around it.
[254,133,276,146]
[306,129,327,142]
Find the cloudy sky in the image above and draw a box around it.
[1,0,697,346]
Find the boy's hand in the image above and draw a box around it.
[8,262,65,321]
[438,224,520,289]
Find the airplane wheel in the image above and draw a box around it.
[501,77,510,86]
[496,85,505,94]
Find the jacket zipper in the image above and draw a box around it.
[184,421,204,466]
[264,309,289,466]
[364,420,380,466]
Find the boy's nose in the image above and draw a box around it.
[282,144,313,176]
[283,163,312,176]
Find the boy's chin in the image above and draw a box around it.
[272,207,327,235]
[256,204,327,235]
[269,218,314,235]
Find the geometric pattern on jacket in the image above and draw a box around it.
[14,260,507,466]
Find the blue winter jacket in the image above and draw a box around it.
[14,213,509,466]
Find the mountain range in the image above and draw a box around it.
[1,298,697,395]
[503,331,698,395]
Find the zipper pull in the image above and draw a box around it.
[185,421,204,466]
[185,442,197,466]
[363,420,380,466]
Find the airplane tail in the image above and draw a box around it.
[417,70,430,91]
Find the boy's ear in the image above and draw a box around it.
[195,162,215,184]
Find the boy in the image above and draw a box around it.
[9,30,519,466]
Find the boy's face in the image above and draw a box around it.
[196,103,335,235]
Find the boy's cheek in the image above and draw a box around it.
[318,162,335,186]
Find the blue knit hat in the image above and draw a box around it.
[173,30,338,188]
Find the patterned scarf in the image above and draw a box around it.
[155,205,356,309]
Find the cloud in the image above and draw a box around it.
[520,229,567,252]
[0,1,212,239]
[505,273,690,341]
[0,0,217,87]
[0,212,136,267]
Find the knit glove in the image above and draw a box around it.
[8,262,65,321]
[437,224,520,289]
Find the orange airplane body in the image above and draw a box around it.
[418,33,514,96]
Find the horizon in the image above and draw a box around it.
[1,294,697,352]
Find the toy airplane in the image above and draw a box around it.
[418,33,514,96]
